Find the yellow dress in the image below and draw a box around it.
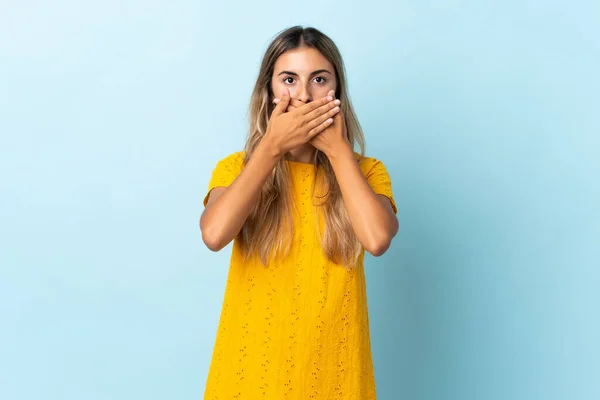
[202,151,397,400]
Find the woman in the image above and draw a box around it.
[200,25,398,400]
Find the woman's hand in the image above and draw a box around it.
[273,90,351,158]
[265,88,341,157]
[308,90,351,158]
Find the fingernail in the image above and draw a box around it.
[333,106,340,112]
[327,96,333,101]
[334,99,341,105]
[273,98,280,104]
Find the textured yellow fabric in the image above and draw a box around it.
[203,151,397,400]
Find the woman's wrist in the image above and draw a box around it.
[326,140,353,162]
[255,135,282,166]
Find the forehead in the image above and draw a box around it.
[273,47,334,74]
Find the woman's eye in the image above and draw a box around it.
[283,77,327,84]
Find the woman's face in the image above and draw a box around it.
[271,47,337,104]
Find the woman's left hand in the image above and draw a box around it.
[274,90,351,158]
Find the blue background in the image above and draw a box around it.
[1,1,598,399]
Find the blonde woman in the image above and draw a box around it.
[200,25,398,399]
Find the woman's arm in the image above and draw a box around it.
[200,140,280,251]
[200,93,339,252]
[328,143,399,256]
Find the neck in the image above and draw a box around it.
[284,143,317,164]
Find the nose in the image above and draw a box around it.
[295,81,312,104]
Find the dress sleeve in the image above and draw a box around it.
[203,152,245,207]
[360,157,398,215]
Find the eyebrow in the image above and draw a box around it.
[277,69,333,77]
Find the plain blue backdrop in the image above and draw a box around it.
[1,1,598,399]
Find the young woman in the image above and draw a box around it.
[200,25,398,400]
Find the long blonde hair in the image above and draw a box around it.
[239,25,366,268]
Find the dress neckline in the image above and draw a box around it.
[285,159,316,167]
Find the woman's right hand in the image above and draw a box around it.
[264,88,341,156]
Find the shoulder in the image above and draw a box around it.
[207,151,247,186]
[212,150,246,172]
[216,150,246,165]
[352,151,388,176]
[205,151,247,200]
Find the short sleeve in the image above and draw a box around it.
[203,151,245,207]
[360,156,398,214]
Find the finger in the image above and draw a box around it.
[328,89,335,99]
[297,94,335,115]
[284,98,307,114]
[332,108,343,120]
[289,98,304,107]
[306,116,334,139]
[285,98,303,113]
[272,88,290,116]
[303,99,340,123]
[275,97,302,106]
[287,98,303,111]
[305,105,340,132]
